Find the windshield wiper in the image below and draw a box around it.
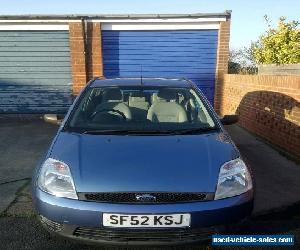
[82,129,132,135]
[65,127,218,135]
[84,129,175,135]
[169,127,218,135]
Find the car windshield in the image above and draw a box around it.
[65,86,217,134]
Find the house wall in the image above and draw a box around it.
[218,74,300,158]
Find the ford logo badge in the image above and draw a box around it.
[136,194,156,202]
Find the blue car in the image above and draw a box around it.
[32,78,253,246]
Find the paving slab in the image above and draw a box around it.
[0,119,57,214]
[0,119,58,184]
[6,181,35,217]
[225,125,300,215]
[0,180,28,214]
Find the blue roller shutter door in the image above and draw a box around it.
[102,30,218,104]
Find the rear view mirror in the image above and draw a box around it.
[220,115,239,125]
[44,114,65,125]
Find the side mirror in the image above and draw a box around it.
[44,114,65,125]
[220,115,239,125]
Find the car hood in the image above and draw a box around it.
[49,131,239,193]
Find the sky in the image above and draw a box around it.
[0,0,299,49]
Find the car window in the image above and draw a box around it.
[66,86,217,134]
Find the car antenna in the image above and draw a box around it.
[140,65,143,85]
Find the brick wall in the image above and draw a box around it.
[86,22,103,80]
[69,22,87,95]
[214,21,231,114]
[219,74,300,158]
[69,22,103,95]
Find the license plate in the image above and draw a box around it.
[103,213,190,228]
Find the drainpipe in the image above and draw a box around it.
[81,17,89,81]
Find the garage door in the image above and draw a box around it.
[0,31,72,113]
[102,30,218,104]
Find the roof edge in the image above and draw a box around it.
[0,11,231,20]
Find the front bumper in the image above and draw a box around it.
[34,188,253,245]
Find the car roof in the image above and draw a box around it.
[90,78,192,88]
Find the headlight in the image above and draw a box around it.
[215,158,252,200]
[38,158,78,199]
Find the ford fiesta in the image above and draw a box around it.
[32,78,253,246]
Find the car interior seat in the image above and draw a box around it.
[128,92,150,121]
[151,92,158,104]
[147,89,188,123]
[95,88,132,120]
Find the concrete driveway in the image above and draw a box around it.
[0,118,300,249]
[0,118,58,213]
[0,118,57,184]
[225,125,300,214]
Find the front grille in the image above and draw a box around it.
[40,215,63,232]
[73,227,213,243]
[78,192,212,203]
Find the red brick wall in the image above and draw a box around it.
[219,74,300,158]
[214,21,231,114]
[69,22,103,95]
[69,22,87,95]
[86,22,103,80]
